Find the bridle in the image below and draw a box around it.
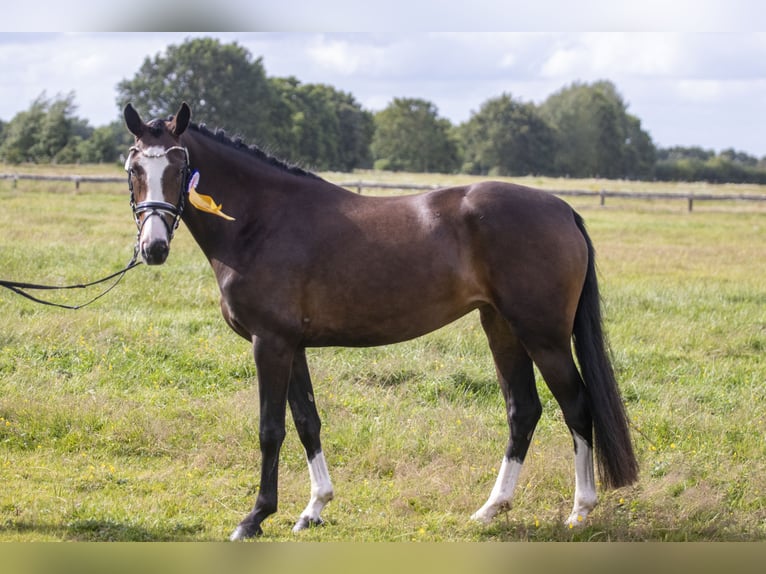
[125,144,191,240]
[0,142,194,310]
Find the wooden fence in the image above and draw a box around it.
[0,173,124,191]
[337,181,766,212]
[2,173,766,212]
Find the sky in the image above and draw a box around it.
[1,2,766,157]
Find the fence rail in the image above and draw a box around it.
[338,181,766,212]
[2,173,765,212]
[0,173,124,191]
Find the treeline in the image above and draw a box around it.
[0,92,130,165]
[1,37,765,185]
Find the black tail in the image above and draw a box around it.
[572,213,638,489]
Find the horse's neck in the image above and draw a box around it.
[180,133,333,267]
[185,134,326,204]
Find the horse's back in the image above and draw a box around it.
[460,180,578,227]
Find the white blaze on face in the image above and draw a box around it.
[137,146,172,247]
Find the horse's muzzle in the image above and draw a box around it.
[141,239,169,265]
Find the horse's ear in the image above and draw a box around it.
[124,103,144,137]
[170,102,191,137]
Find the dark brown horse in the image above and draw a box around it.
[123,102,638,540]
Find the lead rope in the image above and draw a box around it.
[1,144,190,310]
[0,243,142,310]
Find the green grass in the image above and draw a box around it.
[0,167,764,541]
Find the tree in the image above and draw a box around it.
[0,95,47,163]
[623,115,656,179]
[267,78,373,171]
[458,93,556,176]
[371,98,460,173]
[541,81,612,177]
[331,87,375,171]
[719,148,758,167]
[656,146,715,162]
[76,120,132,163]
[540,80,655,179]
[0,92,93,164]
[35,93,90,162]
[654,146,766,184]
[116,37,276,143]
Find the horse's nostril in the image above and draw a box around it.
[142,240,169,265]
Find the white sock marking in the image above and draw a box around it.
[566,432,597,527]
[293,451,334,532]
[471,456,523,524]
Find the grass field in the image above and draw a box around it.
[0,164,764,541]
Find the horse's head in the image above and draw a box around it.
[123,102,191,265]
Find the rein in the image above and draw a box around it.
[1,144,192,310]
[0,246,142,310]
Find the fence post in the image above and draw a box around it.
[74,177,81,193]
[687,194,694,213]
[600,189,606,206]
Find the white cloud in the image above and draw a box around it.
[306,35,387,76]
[541,33,687,80]
[541,44,580,79]
[498,53,516,69]
[673,79,727,103]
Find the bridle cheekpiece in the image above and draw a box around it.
[125,144,191,240]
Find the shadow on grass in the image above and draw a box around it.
[1,518,211,541]
[474,515,765,542]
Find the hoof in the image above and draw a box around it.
[229,523,263,541]
[565,513,587,529]
[470,509,494,525]
[565,497,596,529]
[292,515,325,533]
[471,500,510,525]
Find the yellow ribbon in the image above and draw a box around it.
[187,171,235,221]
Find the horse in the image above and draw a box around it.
[123,102,638,540]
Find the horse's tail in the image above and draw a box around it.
[572,212,639,489]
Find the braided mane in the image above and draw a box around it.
[186,122,321,180]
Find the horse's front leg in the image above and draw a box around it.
[288,349,334,532]
[230,336,294,541]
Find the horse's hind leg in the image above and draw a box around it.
[527,342,597,526]
[288,349,334,532]
[471,306,542,524]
